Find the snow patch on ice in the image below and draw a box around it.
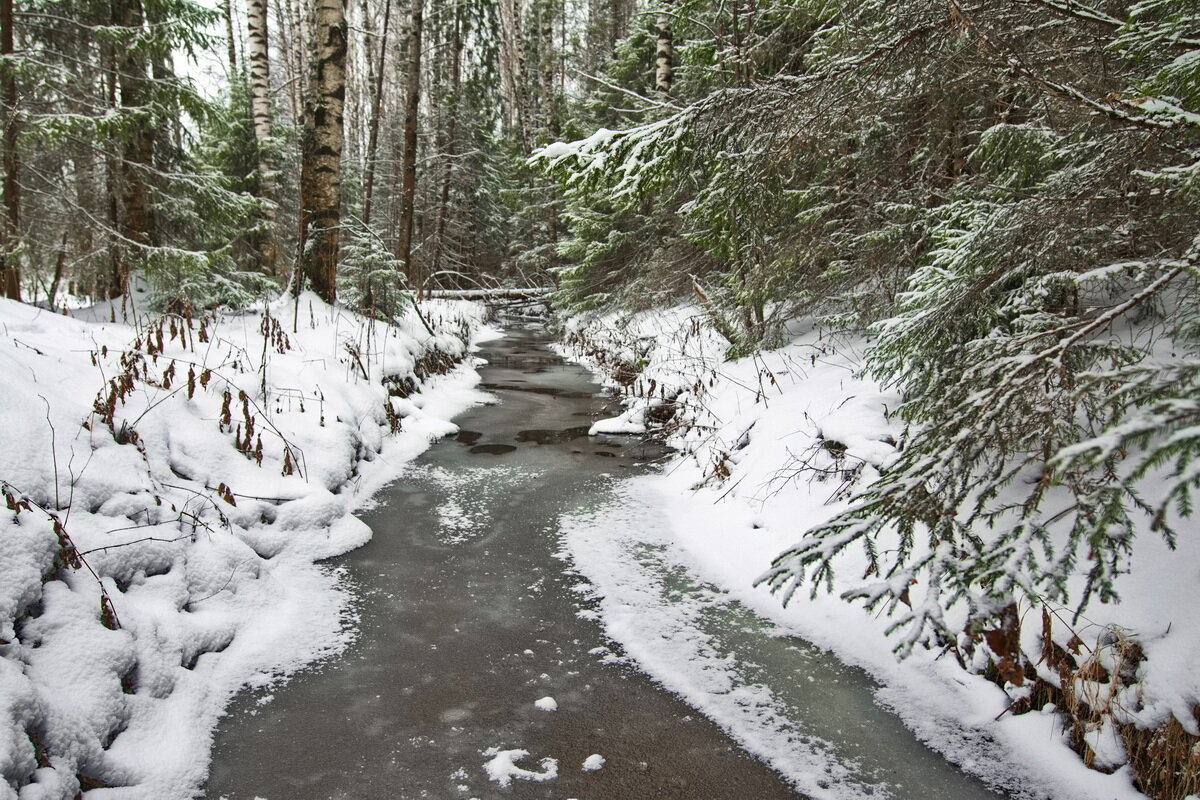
[481,747,559,786]
[581,753,605,771]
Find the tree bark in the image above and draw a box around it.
[113,0,155,300]
[1,0,20,300]
[396,0,422,291]
[361,0,391,226]
[539,0,556,137]
[655,2,672,95]
[299,0,347,304]
[498,0,530,152]
[223,0,238,75]
[246,0,280,274]
[431,2,461,280]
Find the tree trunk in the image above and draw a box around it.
[299,0,346,304]
[361,0,391,226]
[655,2,672,95]
[431,2,461,279]
[539,0,556,137]
[114,0,155,301]
[537,0,559,268]
[46,233,66,310]
[396,0,422,291]
[223,0,238,75]
[274,0,304,124]
[498,0,530,152]
[246,0,280,274]
[1,0,20,301]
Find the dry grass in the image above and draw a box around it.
[1010,610,1200,798]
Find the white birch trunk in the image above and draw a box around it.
[655,4,672,95]
[299,0,346,303]
[246,0,279,273]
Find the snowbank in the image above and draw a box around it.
[557,305,1190,799]
[0,294,493,799]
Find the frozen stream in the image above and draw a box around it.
[205,325,1008,800]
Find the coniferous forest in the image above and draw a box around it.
[1,0,1199,798]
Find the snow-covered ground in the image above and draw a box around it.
[557,305,1195,800]
[0,294,494,799]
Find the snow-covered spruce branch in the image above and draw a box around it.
[1052,360,1200,542]
[759,253,1197,653]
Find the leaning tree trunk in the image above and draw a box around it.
[395,0,422,292]
[246,0,281,275]
[298,0,347,304]
[1,0,20,301]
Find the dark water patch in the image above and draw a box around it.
[455,430,483,445]
[469,444,517,455]
[515,426,592,445]
[480,381,594,399]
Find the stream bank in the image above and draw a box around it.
[205,324,800,799]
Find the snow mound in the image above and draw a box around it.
[0,294,492,798]
[559,305,1158,800]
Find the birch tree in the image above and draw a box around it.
[246,0,280,274]
[299,0,347,303]
[654,1,671,95]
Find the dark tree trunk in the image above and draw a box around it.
[539,0,556,136]
[1,0,21,301]
[431,2,461,279]
[113,0,155,300]
[223,0,238,75]
[396,0,422,291]
[362,0,391,227]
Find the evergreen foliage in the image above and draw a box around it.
[11,0,272,308]
[539,0,1200,658]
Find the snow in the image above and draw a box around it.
[481,747,559,786]
[557,305,1170,800]
[533,696,558,712]
[581,753,605,771]
[0,293,493,798]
